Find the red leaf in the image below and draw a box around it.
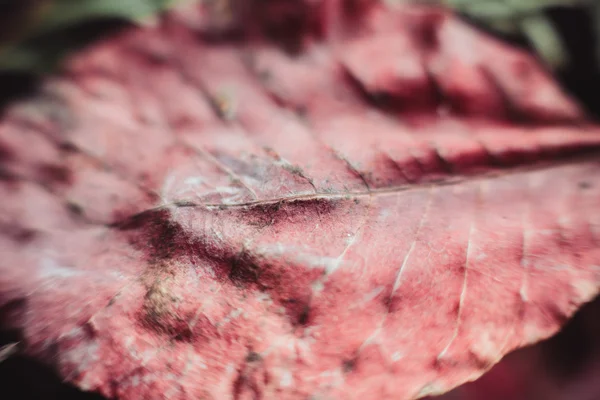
[1,1,600,399]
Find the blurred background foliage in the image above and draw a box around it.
[441,0,600,70]
[0,0,598,72]
[434,0,600,117]
[0,0,599,114]
[0,0,180,73]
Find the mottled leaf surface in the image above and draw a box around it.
[1,1,600,399]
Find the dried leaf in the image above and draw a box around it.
[0,1,599,399]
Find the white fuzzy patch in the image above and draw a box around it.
[38,256,80,279]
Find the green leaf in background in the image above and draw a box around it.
[520,13,568,70]
[28,0,177,35]
[442,0,595,70]
[397,0,596,71]
[0,0,182,73]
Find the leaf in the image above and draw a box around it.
[437,0,590,70]
[519,13,567,70]
[0,0,179,73]
[1,1,600,399]
[28,0,174,33]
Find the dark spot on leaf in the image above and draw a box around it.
[246,351,262,363]
[467,350,492,370]
[413,11,442,51]
[66,202,84,217]
[255,0,314,54]
[0,167,17,182]
[0,222,37,244]
[295,104,307,117]
[342,358,356,373]
[12,227,36,243]
[340,0,373,34]
[258,69,272,82]
[36,164,72,186]
[114,209,191,261]
[282,298,311,327]
[229,251,262,287]
[172,325,194,342]
[57,142,78,153]
[296,304,310,326]
[0,141,15,162]
[139,266,203,343]
[382,295,393,313]
[232,356,262,400]
[135,44,170,65]
[82,319,98,338]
